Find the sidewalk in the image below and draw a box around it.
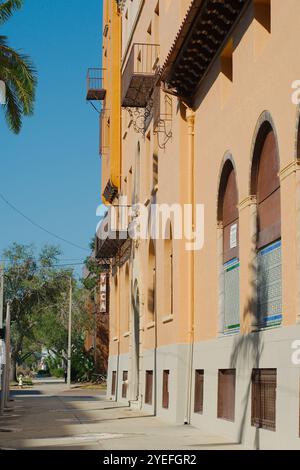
[0,380,246,450]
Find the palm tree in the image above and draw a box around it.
[0,0,37,134]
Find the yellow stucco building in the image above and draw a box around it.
[90,0,300,450]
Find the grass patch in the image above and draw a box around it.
[72,382,106,391]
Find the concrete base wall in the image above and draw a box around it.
[140,347,155,415]
[140,344,190,423]
[107,325,300,449]
[107,353,130,404]
[190,324,300,450]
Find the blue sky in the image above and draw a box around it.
[0,0,103,275]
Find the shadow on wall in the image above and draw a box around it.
[229,234,269,450]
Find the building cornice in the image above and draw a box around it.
[161,0,251,103]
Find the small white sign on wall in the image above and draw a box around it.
[230,224,238,249]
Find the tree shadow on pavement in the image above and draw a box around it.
[11,390,42,396]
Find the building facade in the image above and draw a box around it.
[91,0,300,450]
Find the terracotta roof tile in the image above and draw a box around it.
[161,0,203,80]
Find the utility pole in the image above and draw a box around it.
[0,264,5,415]
[67,277,72,389]
[4,302,11,408]
[93,311,97,369]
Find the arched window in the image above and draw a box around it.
[164,224,173,315]
[148,240,156,321]
[218,160,240,334]
[251,122,282,327]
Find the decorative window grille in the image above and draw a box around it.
[257,240,282,328]
[223,258,240,334]
[251,369,276,432]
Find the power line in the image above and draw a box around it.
[0,192,90,253]
[52,263,85,267]
[0,258,85,263]
[0,261,85,268]
[0,259,85,263]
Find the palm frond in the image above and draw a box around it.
[0,49,37,108]
[0,0,23,25]
[4,83,22,133]
[0,36,37,133]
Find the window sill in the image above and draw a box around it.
[218,330,240,338]
[252,323,282,333]
[217,417,235,423]
[146,321,155,330]
[162,315,173,324]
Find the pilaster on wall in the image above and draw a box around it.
[238,196,258,334]
[217,222,224,335]
[279,160,300,325]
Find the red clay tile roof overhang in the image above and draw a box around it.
[161,0,203,80]
[161,0,251,104]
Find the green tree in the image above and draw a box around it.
[33,284,94,381]
[0,0,37,133]
[3,242,95,382]
[82,237,109,375]
[3,243,71,378]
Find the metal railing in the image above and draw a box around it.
[86,68,105,100]
[122,43,160,107]
[131,43,159,75]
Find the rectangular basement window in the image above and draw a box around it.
[122,371,128,399]
[111,371,117,396]
[194,370,204,414]
[162,370,170,409]
[145,370,153,405]
[217,369,236,422]
[252,369,276,432]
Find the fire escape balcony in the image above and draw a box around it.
[122,43,160,108]
[86,68,106,101]
[95,214,128,261]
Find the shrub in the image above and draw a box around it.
[17,366,33,378]
[50,367,64,378]
[22,377,33,386]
